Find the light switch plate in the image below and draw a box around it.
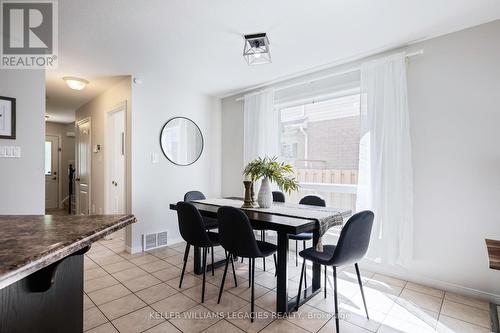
[151,152,159,164]
[3,146,19,158]
[0,146,21,158]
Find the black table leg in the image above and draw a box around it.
[193,246,202,275]
[193,245,227,275]
[276,231,289,314]
[287,232,322,311]
[312,231,321,290]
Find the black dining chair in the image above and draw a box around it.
[240,191,285,272]
[176,201,237,303]
[272,191,286,203]
[184,191,219,269]
[288,195,326,288]
[291,196,326,263]
[217,206,278,322]
[295,210,374,333]
[184,191,218,230]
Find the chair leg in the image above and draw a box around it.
[333,266,339,333]
[217,255,230,304]
[355,263,369,319]
[295,240,298,266]
[202,248,207,303]
[295,259,306,311]
[248,259,252,288]
[229,253,238,287]
[179,243,190,288]
[273,253,277,277]
[251,258,255,323]
[211,246,215,276]
[262,231,266,271]
[324,265,328,299]
[303,240,307,289]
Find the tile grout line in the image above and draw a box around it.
[96,235,240,331]
[92,235,492,333]
[84,285,123,333]
[438,299,492,329]
[93,238,357,332]
[435,290,446,331]
[86,238,171,331]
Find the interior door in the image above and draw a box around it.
[107,108,126,214]
[76,119,91,215]
[45,135,59,209]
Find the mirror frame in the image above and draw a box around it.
[159,116,204,166]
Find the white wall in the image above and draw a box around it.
[402,20,500,302]
[75,78,132,215]
[0,70,45,214]
[130,78,221,252]
[220,20,500,302]
[221,97,244,197]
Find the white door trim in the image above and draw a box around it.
[76,117,91,215]
[105,101,127,214]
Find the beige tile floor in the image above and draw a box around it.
[84,231,493,333]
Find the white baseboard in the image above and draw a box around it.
[125,245,143,254]
[360,260,500,304]
[168,237,185,247]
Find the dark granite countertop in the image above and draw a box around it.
[0,214,136,289]
[486,239,500,271]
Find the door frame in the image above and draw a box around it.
[45,134,62,209]
[75,117,91,215]
[105,101,127,214]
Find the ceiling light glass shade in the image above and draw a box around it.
[243,33,271,65]
[63,77,89,90]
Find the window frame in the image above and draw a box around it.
[276,88,361,230]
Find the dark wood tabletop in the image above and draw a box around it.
[486,239,500,270]
[170,202,319,235]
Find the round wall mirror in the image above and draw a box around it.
[160,117,204,166]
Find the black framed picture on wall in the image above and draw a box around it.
[0,96,16,140]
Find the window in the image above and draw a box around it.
[279,92,360,212]
[45,141,52,175]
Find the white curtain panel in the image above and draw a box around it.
[356,53,414,266]
[243,88,279,165]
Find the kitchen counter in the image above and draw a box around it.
[485,239,500,333]
[0,214,136,289]
[0,214,136,333]
[486,239,500,271]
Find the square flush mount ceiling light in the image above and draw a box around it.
[243,33,271,65]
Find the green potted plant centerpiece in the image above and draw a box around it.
[243,156,299,208]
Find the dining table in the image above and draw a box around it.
[169,198,351,314]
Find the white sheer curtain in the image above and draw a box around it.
[243,88,279,165]
[356,53,414,266]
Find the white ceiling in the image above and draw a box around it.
[45,75,126,123]
[50,0,500,98]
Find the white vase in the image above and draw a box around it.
[257,177,273,208]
